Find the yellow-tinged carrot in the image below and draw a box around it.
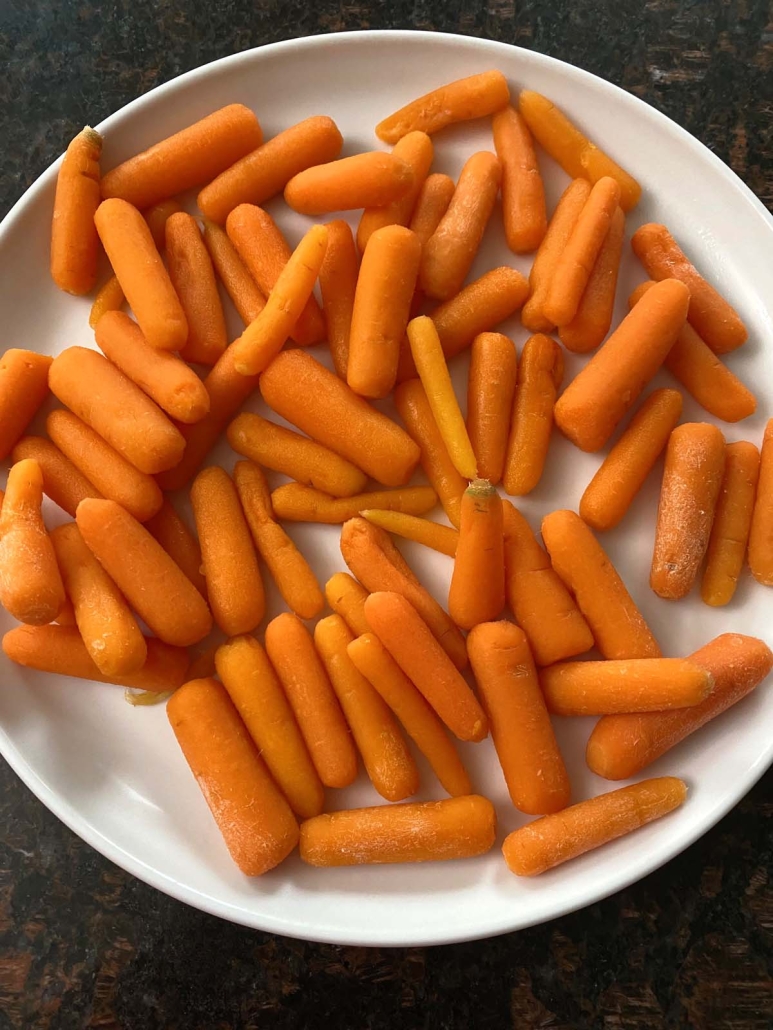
[360,510,458,557]
[271,483,437,525]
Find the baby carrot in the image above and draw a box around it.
[502,333,564,495]
[409,173,455,244]
[579,388,684,532]
[201,219,266,326]
[167,676,298,877]
[448,480,505,630]
[95,311,210,424]
[259,350,420,487]
[340,517,468,670]
[376,71,510,143]
[631,223,747,353]
[265,613,358,789]
[76,498,212,647]
[0,350,53,461]
[51,523,146,677]
[164,212,227,365]
[492,105,546,254]
[11,436,101,517]
[553,278,690,452]
[749,418,773,586]
[89,276,125,328]
[348,632,472,797]
[357,131,434,252]
[541,509,661,659]
[325,573,370,637]
[521,178,591,333]
[319,219,359,379]
[56,603,76,629]
[233,461,324,620]
[420,152,501,301]
[560,205,625,353]
[101,104,263,209]
[271,483,437,525]
[348,225,421,398]
[651,423,726,600]
[0,459,65,625]
[503,777,686,877]
[51,126,102,295]
[191,466,264,636]
[468,621,570,815]
[503,502,593,666]
[94,198,188,353]
[314,615,419,801]
[360,510,458,557]
[143,198,183,249]
[198,115,343,223]
[46,410,163,523]
[407,315,477,479]
[144,499,207,598]
[701,442,760,606]
[587,633,773,779]
[466,332,517,484]
[285,152,415,215]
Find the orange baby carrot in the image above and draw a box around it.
[492,105,546,254]
[587,633,773,779]
[233,461,324,620]
[357,132,434,252]
[76,498,212,647]
[144,499,207,598]
[0,350,53,461]
[51,522,146,676]
[95,311,210,424]
[468,621,570,815]
[348,632,472,797]
[560,205,625,353]
[651,422,726,600]
[46,410,163,523]
[260,350,419,487]
[201,219,266,326]
[164,212,227,365]
[701,442,760,606]
[271,483,436,525]
[340,517,468,670]
[190,466,264,636]
[11,437,101,518]
[503,502,594,666]
[348,225,421,398]
[553,278,690,452]
[94,198,188,353]
[420,152,501,301]
[503,777,685,876]
[749,418,773,586]
[409,173,455,245]
[325,572,370,636]
[466,332,517,484]
[541,509,661,659]
[0,459,65,625]
[285,152,415,215]
[143,198,183,249]
[89,276,125,328]
[521,178,591,333]
[360,510,458,557]
[167,677,298,876]
[198,115,343,223]
[503,333,564,495]
[579,388,684,532]
[265,613,358,789]
[376,71,510,143]
[101,104,263,209]
[319,219,359,378]
[185,643,218,682]
[51,126,102,295]
[631,223,747,353]
[448,480,505,630]
[215,635,324,819]
[314,614,419,802]
[628,280,756,422]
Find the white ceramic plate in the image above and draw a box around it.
[1,30,772,947]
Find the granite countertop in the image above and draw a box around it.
[1,2,772,1027]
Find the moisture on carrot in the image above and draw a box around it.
[503,333,563,495]
[749,418,773,586]
[271,483,437,525]
[448,480,505,630]
[360,510,458,557]
[466,333,517,485]
[560,205,625,353]
[144,498,207,598]
[325,572,370,637]
[357,131,434,252]
[201,219,266,326]
[492,105,547,253]
[50,126,102,295]
[0,350,53,461]
[285,152,415,215]
[319,219,359,379]
[701,442,760,607]
[11,436,101,518]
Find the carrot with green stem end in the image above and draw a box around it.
[51,126,102,295]
[360,510,458,557]
[376,71,510,143]
[325,573,370,637]
[319,220,359,378]
[701,442,760,606]
[0,350,53,461]
[271,483,437,525]
[492,105,546,254]
[749,419,773,586]
[285,152,415,215]
[357,132,433,252]
[144,499,207,598]
[11,437,101,518]
[409,173,455,244]
[201,219,266,326]
[560,205,625,353]
[448,480,505,630]
[467,332,517,485]
[164,212,227,365]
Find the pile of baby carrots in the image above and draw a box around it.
[1,68,770,883]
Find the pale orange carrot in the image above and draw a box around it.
[51,126,102,295]
[492,105,546,253]
[144,499,207,598]
[89,276,125,328]
[376,71,510,143]
[357,131,434,251]
[360,510,458,557]
[749,418,773,586]
[0,350,53,461]
[324,573,370,637]
[11,436,101,518]
[271,483,437,525]
[408,173,455,246]
[318,220,359,378]
[560,205,625,353]
[448,480,505,630]
[201,219,266,326]
[466,332,517,484]
[164,211,227,365]
[285,152,415,215]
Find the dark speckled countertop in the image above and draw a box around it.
[1,2,772,1027]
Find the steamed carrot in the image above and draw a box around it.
[360,510,458,557]
[101,104,263,209]
[167,677,298,876]
[164,212,227,365]
[314,614,419,802]
[701,442,760,606]
[271,483,437,525]
[201,219,266,326]
[285,152,415,215]
[319,219,359,379]
[553,278,690,452]
[448,480,505,630]
[11,436,101,518]
[468,621,570,815]
[376,71,510,143]
[631,223,747,353]
[502,333,563,495]
[466,332,517,484]
[409,173,455,245]
[325,572,370,637]
[357,132,434,252]
[198,115,343,223]
[0,459,65,625]
[651,423,726,600]
[749,419,773,586]
[191,466,264,636]
[50,126,102,295]
[144,499,207,598]
[579,388,684,532]
[492,105,546,253]
[0,350,53,461]
[559,205,625,353]
[541,509,661,659]
[503,777,685,876]
[76,498,212,647]
[587,634,773,779]
[89,275,125,328]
